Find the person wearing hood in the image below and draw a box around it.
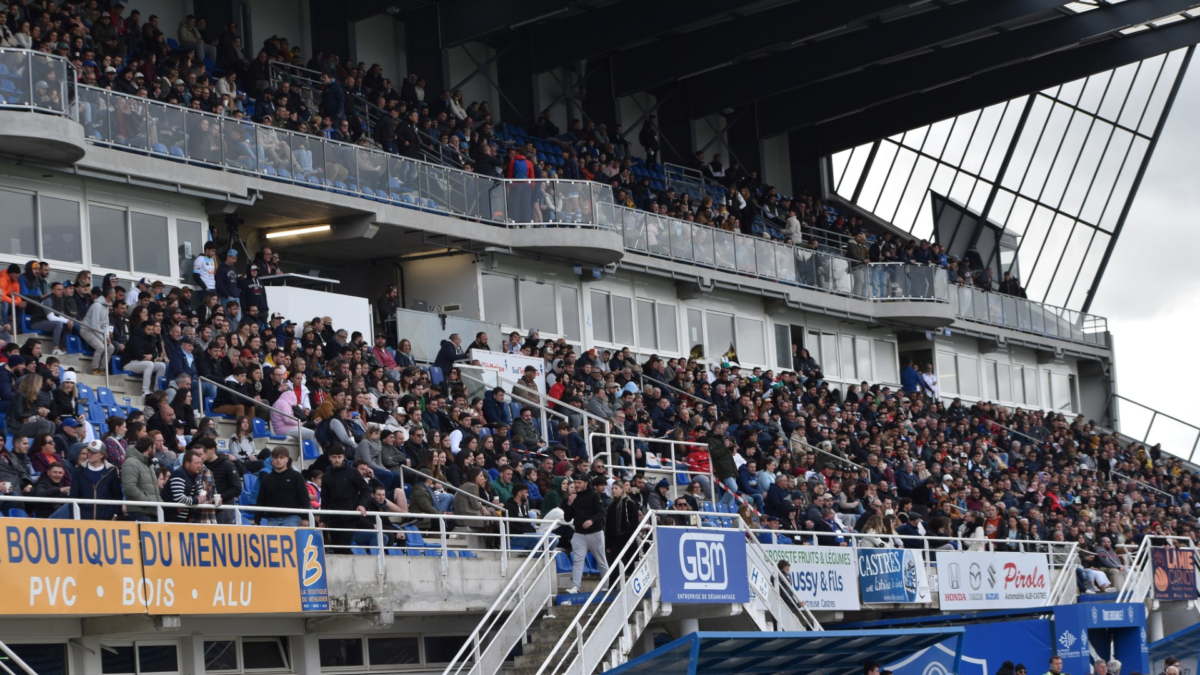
[432,332,470,375]
[542,474,568,513]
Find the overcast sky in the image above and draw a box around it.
[1089,56,1200,450]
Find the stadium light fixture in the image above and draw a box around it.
[265,224,331,239]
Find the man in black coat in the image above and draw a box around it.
[201,438,242,524]
[563,475,609,593]
[321,443,372,550]
[432,333,471,375]
[255,446,311,526]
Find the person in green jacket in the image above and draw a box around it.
[541,475,567,513]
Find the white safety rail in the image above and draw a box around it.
[728,518,823,632]
[0,494,549,578]
[442,527,561,675]
[0,639,40,675]
[1117,535,1198,604]
[534,512,660,675]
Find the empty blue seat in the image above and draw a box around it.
[96,387,116,406]
[428,366,443,385]
[252,417,287,441]
[302,439,319,460]
[153,142,168,154]
[555,551,572,574]
[170,145,185,158]
[7,507,29,518]
[278,168,292,179]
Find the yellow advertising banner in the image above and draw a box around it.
[0,520,331,616]
[0,520,146,614]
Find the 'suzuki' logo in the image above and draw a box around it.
[1003,563,1046,589]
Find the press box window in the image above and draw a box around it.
[4,643,67,675]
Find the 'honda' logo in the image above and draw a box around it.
[679,532,729,590]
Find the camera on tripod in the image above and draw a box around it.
[224,213,244,237]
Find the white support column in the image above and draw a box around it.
[179,635,206,675]
[678,618,699,636]
[291,633,323,675]
[70,637,103,675]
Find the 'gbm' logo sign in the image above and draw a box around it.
[679,532,729,590]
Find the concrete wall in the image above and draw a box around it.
[265,285,372,339]
[132,0,192,47]
[354,16,404,85]
[401,254,482,319]
[249,0,303,57]
[761,135,793,195]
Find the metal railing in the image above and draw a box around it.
[0,493,545,568]
[618,205,950,302]
[1111,469,1176,506]
[200,375,304,468]
[949,284,1109,347]
[442,526,560,675]
[0,48,75,118]
[71,81,617,232]
[1107,393,1200,462]
[400,464,505,516]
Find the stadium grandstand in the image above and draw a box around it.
[0,2,1199,675]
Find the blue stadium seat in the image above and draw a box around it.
[153,142,169,154]
[76,383,93,402]
[555,551,572,574]
[96,387,117,407]
[66,334,88,354]
[302,439,320,460]
[6,507,29,518]
[252,417,287,441]
[428,366,443,385]
[584,552,601,575]
[205,396,233,419]
[169,146,185,159]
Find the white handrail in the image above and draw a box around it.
[442,525,560,675]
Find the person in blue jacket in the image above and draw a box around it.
[482,387,512,428]
[737,459,765,511]
[214,248,242,313]
[432,333,470,375]
[900,361,923,394]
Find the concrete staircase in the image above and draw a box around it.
[506,589,656,675]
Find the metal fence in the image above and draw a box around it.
[949,284,1109,347]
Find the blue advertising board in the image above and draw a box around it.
[1053,603,1149,675]
[656,528,748,604]
[859,548,931,604]
[296,529,330,612]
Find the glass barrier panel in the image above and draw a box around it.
[948,282,961,314]
[296,131,326,184]
[1017,299,1033,331]
[425,165,449,212]
[828,255,853,295]
[486,174,507,223]
[444,169,471,215]
[622,208,646,251]
[670,219,692,260]
[987,292,1003,324]
[1001,295,1018,329]
[755,238,777,279]
[1043,307,1059,337]
[0,51,31,106]
[326,141,355,191]
[78,86,107,139]
[577,182,596,225]
[506,178,536,224]
[694,225,715,267]
[933,267,949,301]
[30,52,66,112]
[1070,311,1084,342]
[735,235,756,274]
[647,215,671,256]
[956,285,973,317]
[595,185,615,229]
[388,155,415,200]
[113,95,150,151]
[796,248,818,288]
[356,146,388,197]
[146,101,182,156]
[1030,303,1045,333]
[775,242,795,283]
[972,289,989,322]
[256,125,288,175]
[714,231,736,270]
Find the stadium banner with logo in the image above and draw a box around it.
[858,548,931,604]
[139,524,329,614]
[0,520,146,615]
[762,545,860,610]
[656,527,748,603]
[937,551,1050,610]
[0,521,329,615]
[1150,546,1197,601]
[1053,603,1148,675]
[471,349,546,396]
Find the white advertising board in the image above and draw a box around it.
[937,551,1052,610]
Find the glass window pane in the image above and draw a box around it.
[89,205,129,271]
[519,279,556,336]
[423,636,469,664]
[873,340,898,384]
[482,273,518,328]
[937,351,957,395]
[101,645,135,674]
[591,291,612,342]
[131,212,169,276]
[984,361,998,400]
[998,363,1011,402]
[8,643,67,675]
[636,300,656,349]
[840,335,855,379]
[241,639,288,671]
[367,637,420,666]
[1024,368,1039,406]
[774,324,792,370]
[560,286,580,341]
[41,197,83,263]
[319,638,363,668]
[202,641,238,672]
[958,356,979,398]
[658,304,678,353]
[706,313,734,362]
[1051,372,1071,411]
[137,644,179,673]
[176,220,203,282]
[855,338,871,382]
[820,333,839,377]
[687,308,703,356]
[735,317,765,366]
[0,189,37,257]
[612,295,633,345]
